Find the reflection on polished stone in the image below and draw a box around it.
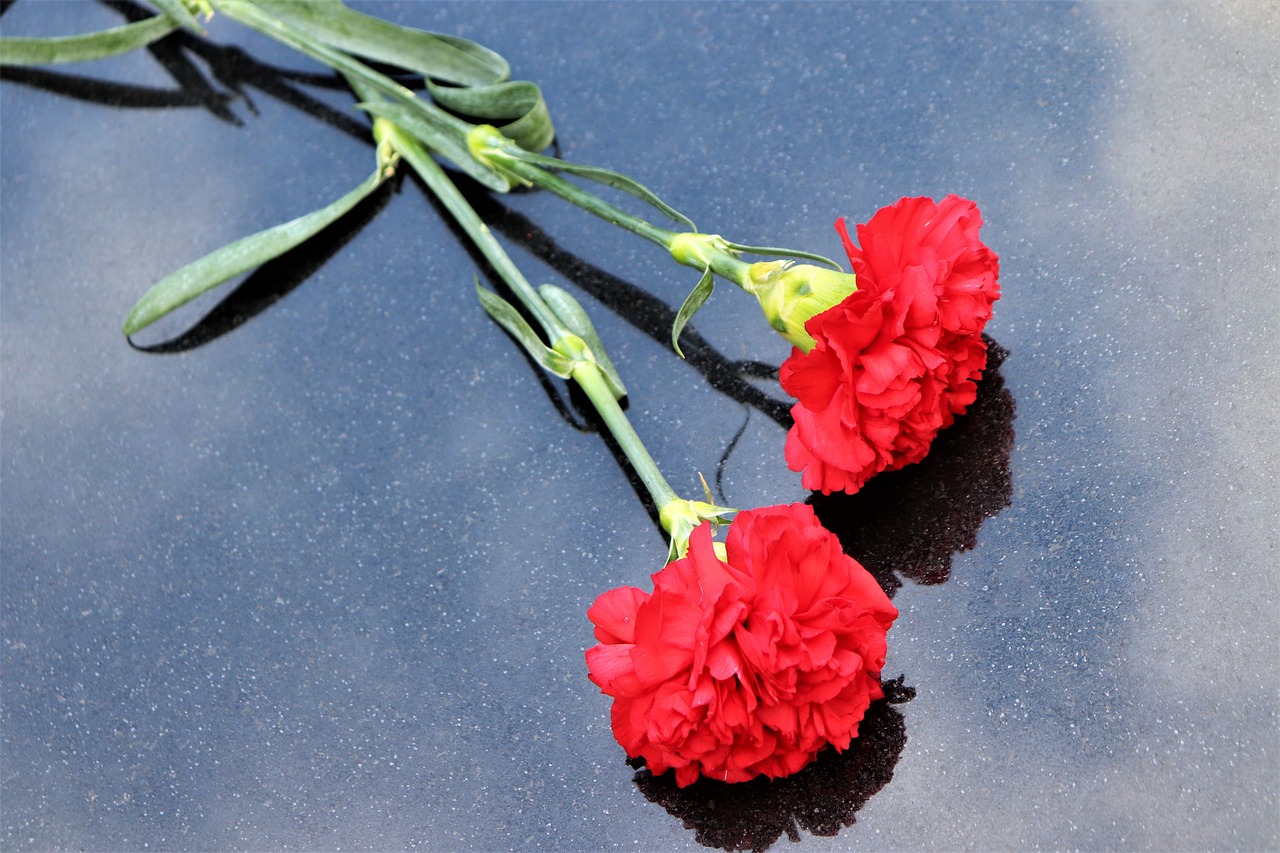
[631,340,1013,849]
[811,339,1016,594]
[633,678,914,852]
[5,1,1274,847]
[0,0,366,135]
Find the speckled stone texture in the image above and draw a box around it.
[2,2,1276,849]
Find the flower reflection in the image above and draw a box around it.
[809,338,1015,592]
[588,505,897,788]
[782,197,1001,495]
[632,678,913,852]
[633,342,1012,848]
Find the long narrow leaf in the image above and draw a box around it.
[671,267,715,358]
[725,241,844,270]
[215,0,519,195]
[253,0,553,148]
[427,80,555,152]
[476,283,573,378]
[122,169,384,335]
[507,148,695,230]
[498,92,556,154]
[253,0,508,86]
[0,15,178,66]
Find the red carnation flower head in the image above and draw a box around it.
[585,502,898,787]
[780,195,1000,495]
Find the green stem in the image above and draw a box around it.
[217,4,705,534]
[382,119,683,513]
[221,1,756,299]
[491,155,757,288]
[382,124,569,342]
[571,363,681,512]
[499,159,677,250]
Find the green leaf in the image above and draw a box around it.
[427,80,555,152]
[358,100,511,192]
[218,1,533,189]
[475,282,573,378]
[505,148,695,230]
[538,285,626,399]
[726,241,843,270]
[498,93,555,154]
[252,0,508,86]
[146,0,206,35]
[0,15,178,66]
[671,267,715,358]
[122,168,385,336]
[250,1,553,151]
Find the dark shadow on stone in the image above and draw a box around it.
[0,64,229,109]
[127,179,396,353]
[810,340,1016,595]
[168,37,373,142]
[106,0,244,125]
[431,184,1018,564]
[633,679,914,853]
[3,0,377,143]
[464,189,794,430]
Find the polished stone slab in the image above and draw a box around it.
[2,2,1276,849]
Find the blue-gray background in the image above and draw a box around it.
[2,2,1276,850]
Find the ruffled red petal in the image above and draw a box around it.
[584,504,897,786]
[782,195,1000,494]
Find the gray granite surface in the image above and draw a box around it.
[2,2,1277,850]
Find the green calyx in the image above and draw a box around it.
[743,261,858,351]
[658,498,737,563]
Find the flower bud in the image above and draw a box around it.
[744,261,858,351]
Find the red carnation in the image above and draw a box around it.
[780,195,1000,494]
[585,503,897,787]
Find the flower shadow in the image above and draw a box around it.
[622,345,1011,850]
[631,678,914,853]
[809,340,1016,597]
[2,0,375,138]
[464,190,1017,579]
